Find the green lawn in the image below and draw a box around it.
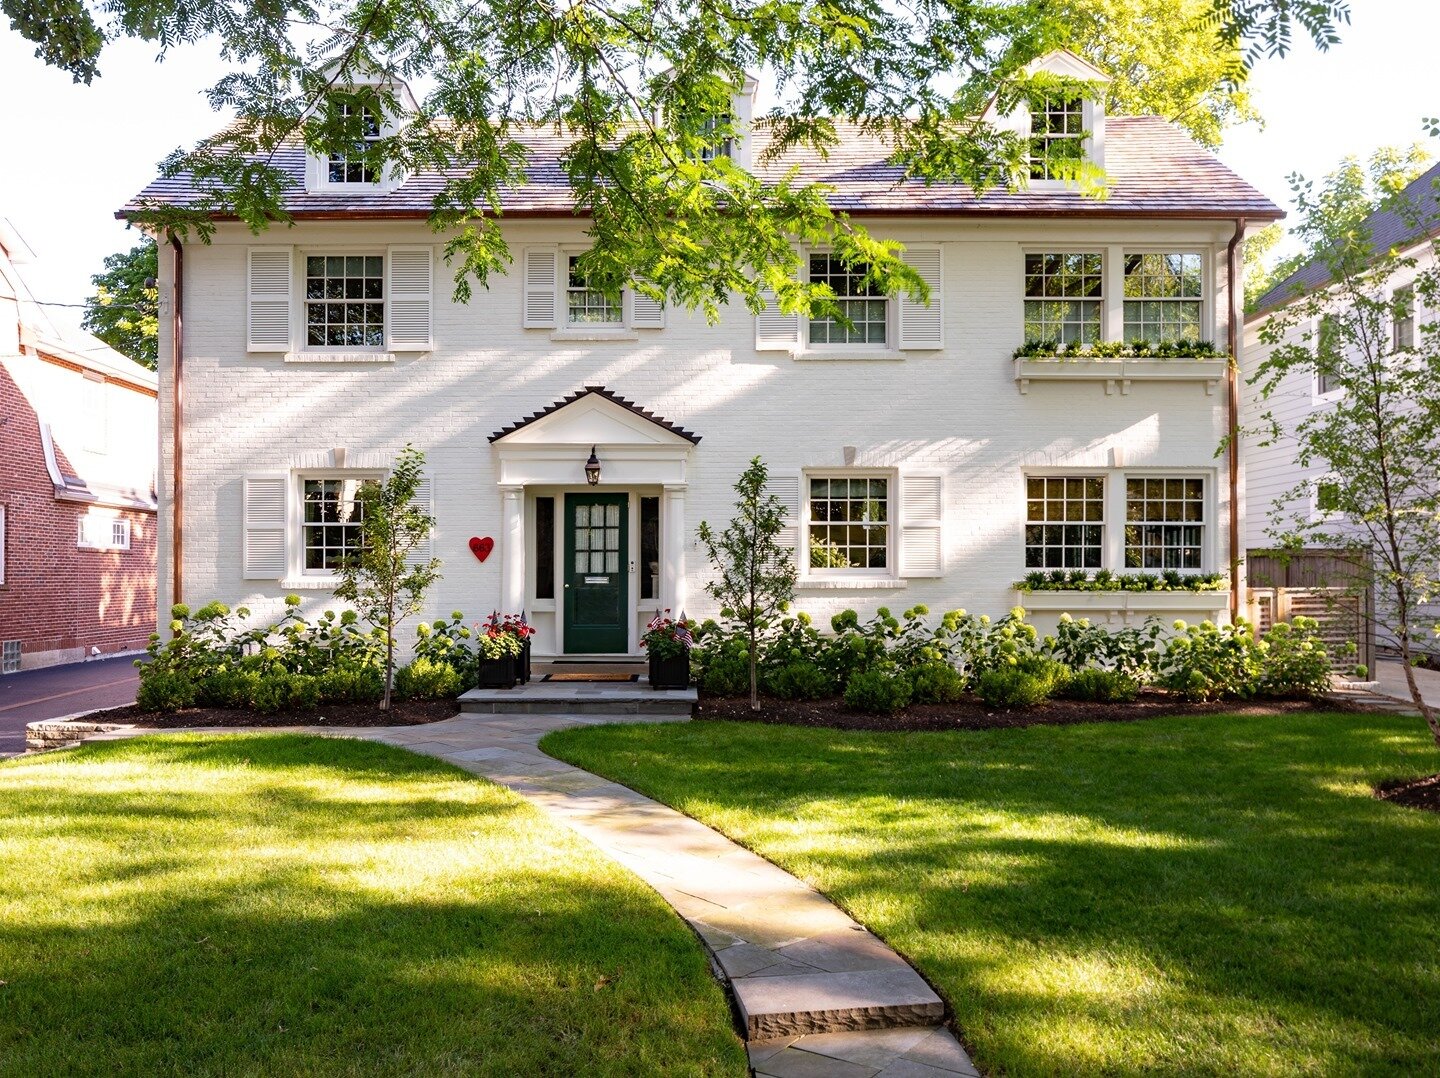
[544,711,1440,1076]
[0,735,745,1076]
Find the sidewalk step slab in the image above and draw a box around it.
[733,966,945,1039]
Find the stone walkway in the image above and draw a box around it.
[75,711,978,1077]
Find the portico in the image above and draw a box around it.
[488,386,701,656]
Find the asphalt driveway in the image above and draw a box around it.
[0,656,141,756]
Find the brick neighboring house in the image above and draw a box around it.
[0,218,158,672]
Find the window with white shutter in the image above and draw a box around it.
[767,471,802,560]
[898,246,944,350]
[243,474,289,579]
[523,247,559,329]
[386,246,433,350]
[898,472,944,577]
[248,247,294,352]
[629,288,666,329]
[755,290,800,351]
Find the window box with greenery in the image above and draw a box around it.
[1013,338,1229,394]
[641,611,693,690]
[1014,568,1229,616]
[475,620,523,689]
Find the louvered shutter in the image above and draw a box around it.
[242,474,288,579]
[629,288,666,329]
[768,471,803,567]
[387,246,433,350]
[898,472,944,577]
[898,246,944,350]
[755,290,800,351]
[523,247,559,329]
[405,474,434,566]
[247,248,293,352]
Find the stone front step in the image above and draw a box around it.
[458,682,696,716]
[728,954,946,1041]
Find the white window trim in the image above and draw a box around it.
[800,250,897,357]
[77,511,130,552]
[1312,314,1345,402]
[1023,467,1216,574]
[1023,474,1108,571]
[291,471,383,582]
[560,248,627,333]
[308,102,404,194]
[1390,281,1416,352]
[801,469,897,580]
[297,250,388,355]
[1020,246,1107,345]
[1023,97,1098,189]
[1120,248,1213,344]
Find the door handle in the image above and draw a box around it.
[564,583,571,589]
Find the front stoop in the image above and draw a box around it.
[459,682,696,716]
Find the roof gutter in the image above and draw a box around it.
[1226,217,1246,624]
[168,234,184,613]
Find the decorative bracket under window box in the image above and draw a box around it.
[285,352,397,364]
[1015,589,1229,619]
[1014,357,1228,395]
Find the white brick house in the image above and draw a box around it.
[124,54,1281,658]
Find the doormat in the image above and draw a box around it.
[542,673,640,683]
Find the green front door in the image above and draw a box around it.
[563,494,629,653]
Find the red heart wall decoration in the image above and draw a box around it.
[468,536,495,562]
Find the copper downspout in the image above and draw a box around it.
[169,235,184,612]
[1226,218,1247,623]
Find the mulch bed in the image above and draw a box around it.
[696,690,1330,732]
[83,698,459,729]
[1375,772,1440,814]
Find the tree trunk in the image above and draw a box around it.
[1396,635,1440,747]
[749,624,759,711]
[382,613,394,712]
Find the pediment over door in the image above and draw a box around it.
[490,385,698,487]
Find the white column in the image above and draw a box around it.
[663,484,688,616]
[500,485,525,614]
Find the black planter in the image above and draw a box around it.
[477,654,518,689]
[648,652,690,691]
[520,639,532,684]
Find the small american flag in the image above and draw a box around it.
[647,609,666,631]
[675,611,693,648]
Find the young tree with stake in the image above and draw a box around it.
[698,457,798,710]
[334,444,440,711]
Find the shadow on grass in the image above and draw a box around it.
[545,711,1440,1075]
[0,735,745,1077]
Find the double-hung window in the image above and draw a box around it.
[808,255,888,346]
[301,477,372,572]
[1029,97,1085,180]
[305,255,385,348]
[808,475,890,571]
[566,256,622,326]
[1124,478,1205,569]
[1123,254,1203,343]
[328,103,381,184]
[1393,285,1415,351]
[77,511,130,551]
[1025,476,1104,568]
[1023,253,1102,346]
[1316,314,1342,395]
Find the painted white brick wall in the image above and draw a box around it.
[157,217,1242,651]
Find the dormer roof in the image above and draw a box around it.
[1023,47,1112,84]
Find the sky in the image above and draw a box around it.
[1,1,1437,336]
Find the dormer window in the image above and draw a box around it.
[328,103,381,184]
[1029,97,1085,180]
[700,115,733,162]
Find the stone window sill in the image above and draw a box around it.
[284,351,397,364]
[797,577,908,590]
[792,350,905,363]
[279,578,341,590]
[549,330,638,343]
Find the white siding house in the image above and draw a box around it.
[124,55,1282,657]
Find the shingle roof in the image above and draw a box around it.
[1250,161,1440,318]
[488,385,702,444]
[119,116,1280,222]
